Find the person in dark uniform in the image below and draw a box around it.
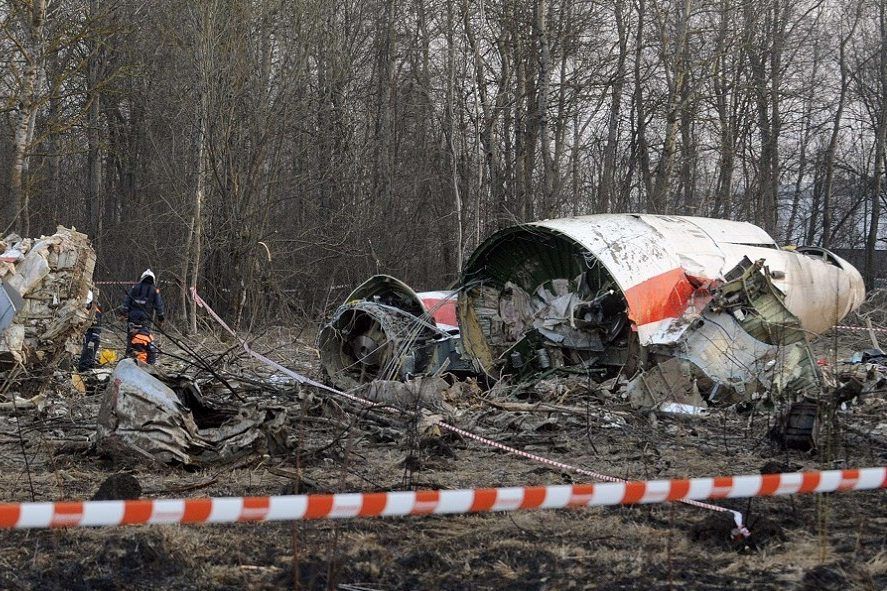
[77,290,103,371]
[122,269,165,364]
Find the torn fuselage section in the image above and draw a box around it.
[629,257,823,410]
[459,214,864,410]
[317,275,475,390]
[458,228,637,381]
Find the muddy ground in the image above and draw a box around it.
[0,318,884,590]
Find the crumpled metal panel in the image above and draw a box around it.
[96,359,209,464]
[626,259,824,407]
[0,281,22,333]
[676,311,774,395]
[96,359,287,465]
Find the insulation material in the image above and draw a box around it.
[0,227,95,376]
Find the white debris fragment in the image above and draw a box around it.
[0,226,95,376]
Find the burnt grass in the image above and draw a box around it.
[0,327,885,590]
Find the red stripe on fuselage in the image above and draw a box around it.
[623,268,696,326]
[418,297,459,328]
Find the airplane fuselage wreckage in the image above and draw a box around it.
[319,214,865,412]
[317,275,473,390]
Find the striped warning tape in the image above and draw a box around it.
[836,324,887,335]
[437,422,752,535]
[0,468,882,529]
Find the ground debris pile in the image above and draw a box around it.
[95,359,288,466]
[0,226,95,385]
[0,320,884,590]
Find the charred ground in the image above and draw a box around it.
[0,319,884,590]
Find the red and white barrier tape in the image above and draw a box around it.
[836,324,887,335]
[0,468,882,530]
[93,281,136,286]
[191,288,364,402]
[437,422,751,535]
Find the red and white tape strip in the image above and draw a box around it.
[836,324,887,335]
[0,468,882,529]
[437,422,751,535]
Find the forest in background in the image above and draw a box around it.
[1,0,886,326]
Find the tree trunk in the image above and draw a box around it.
[536,0,554,211]
[634,0,653,209]
[6,0,46,234]
[87,0,103,245]
[464,0,505,224]
[866,0,887,287]
[651,0,693,213]
[821,7,861,248]
[597,0,627,213]
[446,0,463,273]
[188,0,216,334]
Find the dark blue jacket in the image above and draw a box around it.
[123,280,165,325]
[87,302,104,334]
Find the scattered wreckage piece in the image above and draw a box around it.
[769,402,821,451]
[357,376,456,412]
[353,376,461,440]
[458,214,863,407]
[0,392,47,411]
[317,275,475,389]
[627,258,824,411]
[95,359,286,465]
[0,226,96,387]
[829,349,887,403]
[767,348,886,451]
